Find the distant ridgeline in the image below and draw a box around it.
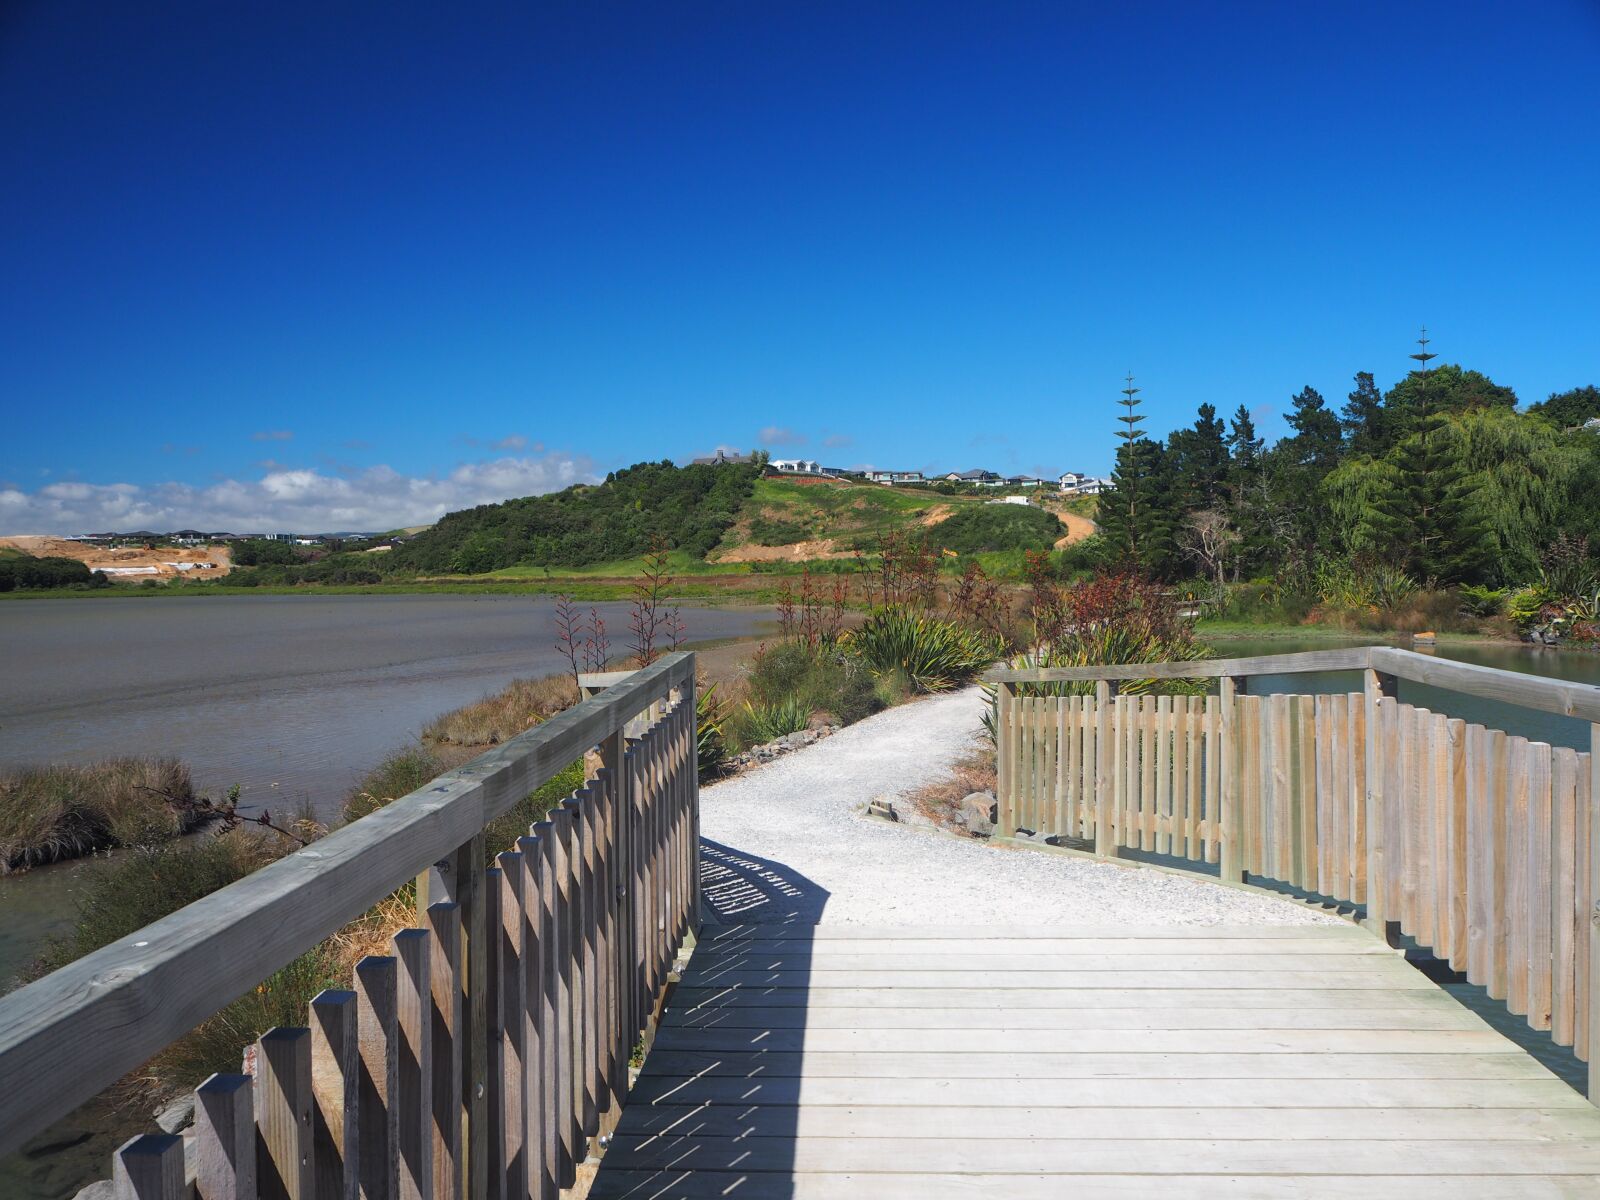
[388,458,765,574]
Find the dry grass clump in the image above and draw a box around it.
[0,758,197,871]
[422,673,579,747]
[901,747,997,829]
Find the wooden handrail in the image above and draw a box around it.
[1370,646,1600,722]
[984,647,1374,683]
[0,651,696,1160]
[987,643,1600,722]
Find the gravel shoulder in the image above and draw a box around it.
[699,687,1343,927]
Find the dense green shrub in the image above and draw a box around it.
[0,555,108,591]
[845,608,998,692]
[750,517,812,546]
[230,539,306,566]
[928,504,1063,554]
[746,641,880,724]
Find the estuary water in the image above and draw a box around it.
[0,593,775,824]
[1213,635,1600,751]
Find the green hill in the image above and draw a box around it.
[387,459,763,574]
[224,463,1079,586]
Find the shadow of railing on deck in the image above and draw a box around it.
[698,838,830,925]
[592,840,827,1196]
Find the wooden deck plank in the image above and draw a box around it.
[590,1171,1600,1199]
[672,969,1437,990]
[633,1049,1555,1079]
[600,1135,1600,1173]
[647,1027,1520,1055]
[662,1006,1490,1031]
[683,952,1410,973]
[668,986,1466,1009]
[593,924,1600,1197]
[611,1103,1600,1140]
[624,1074,1591,1109]
[698,924,1376,940]
[694,940,1395,960]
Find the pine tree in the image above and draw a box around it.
[1340,372,1386,457]
[1225,405,1269,578]
[1108,374,1147,560]
[1172,402,1230,510]
[1285,385,1343,473]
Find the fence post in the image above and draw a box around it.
[996,681,1017,837]
[1590,722,1599,1105]
[418,836,488,1200]
[1094,680,1115,858]
[1363,668,1399,943]
[1219,676,1245,883]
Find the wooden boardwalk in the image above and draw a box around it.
[591,923,1600,1198]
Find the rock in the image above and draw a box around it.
[961,791,997,837]
[155,1093,196,1134]
[72,1182,116,1200]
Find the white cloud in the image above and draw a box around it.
[0,451,598,535]
[758,426,806,446]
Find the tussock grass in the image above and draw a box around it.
[0,758,197,871]
[27,673,592,1103]
[902,747,997,828]
[422,673,578,746]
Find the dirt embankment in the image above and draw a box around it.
[0,536,232,579]
[713,538,856,564]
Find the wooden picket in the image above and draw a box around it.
[994,655,1597,1070]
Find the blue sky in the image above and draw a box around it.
[3,1,1598,532]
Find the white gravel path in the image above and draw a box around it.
[699,687,1343,927]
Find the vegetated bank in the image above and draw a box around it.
[0,759,201,873]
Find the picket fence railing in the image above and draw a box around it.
[990,645,1600,1100]
[0,652,700,1200]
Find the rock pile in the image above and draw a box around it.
[725,723,842,772]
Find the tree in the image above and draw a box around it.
[1180,508,1241,588]
[1105,375,1149,561]
[1384,364,1517,441]
[1428,407,1585,582]
[1171,402,1230,511]
[1340,372,1387,457]
[1225,405,1271,578]
[1321,454,1407,562]
[1528,385,1600,430]
[1274,386,1344,555]
[1285,385,1343,473]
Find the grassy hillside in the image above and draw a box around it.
[713,477,971,559]
[207,466,1085,591]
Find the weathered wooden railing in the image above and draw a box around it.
[0,652,700,1199]
[990,645,1600,1098]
